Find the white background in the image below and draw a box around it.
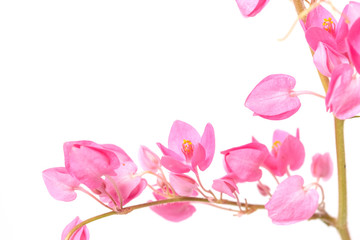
[1,0,359,239]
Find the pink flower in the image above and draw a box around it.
[235,0,270,17]
[265,175,319,225]
[150,190,196,222]
[64,141,122,192]
[221,142,269,183]
[157,120,215,173]
[245,74,301,120]
[311,153,333,181]
[138,145,161,172]
[325,64,360,119]
[262,129,305,177]
[42,167,80,202]
[61,217,89,240]
[169,173,198,196]
[212,176,239,198]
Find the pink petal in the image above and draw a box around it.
[200,123,215,171]
[168,120,201,156]
[277,134,305,171]
[42,167,80,202]
[311,153,333,181]
[265,175,319,225]
[190,144,206,171]
[157,142,184,162]
[313,42,349,77]
[160,155,190,173]
[64,141,121,191]
[212,176,239,198]
[235,0,270,17]
[61,216,90,240]
[347,18,360,73]
[138,145,160,172]
[221,142,268,183]
[305,5,336,30]
[326,64,360,119]
[305,28,337,51]
[169,173,198,196]
[150,192,196,222]
[245,74,301,120]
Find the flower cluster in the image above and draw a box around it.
[245,2,360,120]
[43,120,333,239]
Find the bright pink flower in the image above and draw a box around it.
[265,175,319,225]
[235,0,270,17]
[212,176,239,198]
[221,142,269,183]
[138,145,160,172]
[245,74,301,120]
[150,190,196,222]
[311,153,333,181]
[61,216,89,240]
[347,18,360,73]
[42,167,80,202]
[169,173,198,196]
[325,64,360,119]
[157,120,215,173]
[262,129,305,176]
[64,141,123,192]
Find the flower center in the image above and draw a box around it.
[323,18,335,34]
[181,139,194,160]
[272,140,281,156]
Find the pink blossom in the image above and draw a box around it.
[311,153,333,181]
[169,173,198,196]
[262,129,305,177]
[61,217,89,240]
[265,175,319,225]
[42,167,80,202]
[221,142,269,183]
[212,176,239,198]
[138,145,160,172]
[64,141,123,192]
[150,190,196,222]
[157,120,215,173]
[235,0,270,17]
[325,64,360,119]
[245,74,301,120]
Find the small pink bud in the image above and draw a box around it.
[138,145,160,172]
[257,182,271,197]
[311,153,333,181]
[61,216,89,240]
[169,173,198,196]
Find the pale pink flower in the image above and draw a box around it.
[138,145,160,172]
[265,175,319,225]
[245,74,301,120]
[150,190,196,222]
[157,120,215,173]
[212,176,239,198]
[311,153,333,181]
[42,167,80,202]
[235,0,270,17]
[61,217,89,240]
[325,64,360,119]
[169,173,198,196]
[221,142,269,183]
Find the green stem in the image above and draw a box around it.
[334,118,350,240]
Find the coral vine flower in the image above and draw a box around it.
[169,173,198,196]
[235,0,270,17]
[157,120,215,173]
[262,129,305,176]
[61,216,89,240]
[325,64,360,119]
[221,142,269,183]
[265,175,319,225]
[212,176,239,198]
[245,74,301,120]
[138,145,161,172]
[311,153,333,181]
